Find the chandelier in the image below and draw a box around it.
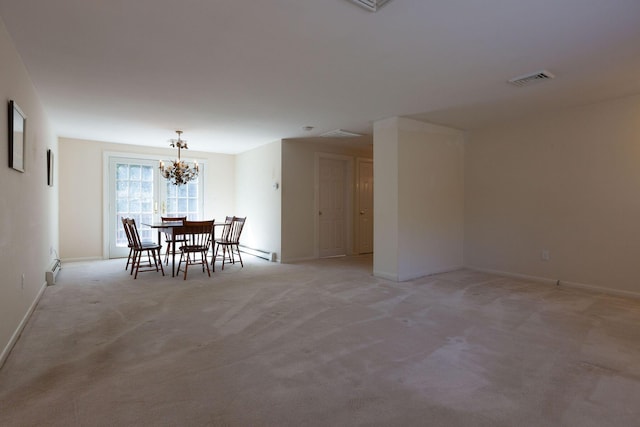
[159,130,199,185]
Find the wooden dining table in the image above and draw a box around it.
[142,221,185,277]
[143,220,225,277]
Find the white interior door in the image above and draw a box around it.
[108,157,159,258]
[357,159,373,254]
[318,157,348,257]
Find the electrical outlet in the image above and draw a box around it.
[541,250,550,261]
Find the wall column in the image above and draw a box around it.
[373,117,465,281]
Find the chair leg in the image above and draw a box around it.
[212,243,233,271]
[204,251,211,277]
[178,252,184,274]
[152,249,160,271]
[156,249,165,276]
[234,244,243,267]
[221,246,227,270]
[183,252,190,280]
[212,244,219,272]
[134,251,142,279]
[150,249,157,271]
[130,250,137,275]
[126,247,133,270]
[129,248,164,279]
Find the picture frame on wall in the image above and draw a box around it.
[47,149,54,187]
[8,100,26,172]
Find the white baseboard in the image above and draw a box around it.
[401,264,464,282]
[282,256,318,263]
[466,266,640,300]
[238,245,276,262]
[0,281,48,369]
[61,256,102,263]
[374,264,464,282]
[373,270,398,281]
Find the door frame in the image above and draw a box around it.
[355,157,374,254]
[106,155,160,259]
[102,151,205,259]
[314,152,354,258]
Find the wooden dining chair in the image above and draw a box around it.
[122,216,135,271]
[211,216,233,268]
[213,216,246,271]
[123,218,165,279]
[122,217,156,271]
[161,216,187,265]
[176,219,214,280]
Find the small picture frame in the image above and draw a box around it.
[8,100,26,172]
[47,149,54,187]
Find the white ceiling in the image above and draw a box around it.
[1,0,639,154]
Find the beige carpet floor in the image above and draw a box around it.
[1,255,640,426]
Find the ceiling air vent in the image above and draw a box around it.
[508,70,555,87]
[348,0,392,12]
[321,129,364,138]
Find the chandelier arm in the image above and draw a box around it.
[158,130,198,186]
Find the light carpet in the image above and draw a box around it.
[1,255,640,426]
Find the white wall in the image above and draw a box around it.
[59,137,234,260]
[373,118,399,278]
[374,117,465,281]
[0,18,58,365]
[281,137,373,262]
[235,141,282,259]
[465,94,640,296]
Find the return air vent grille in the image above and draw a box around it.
[508,70,555,87]
[348,0,392,12]
[320,129,364,138]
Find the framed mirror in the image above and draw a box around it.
[8,100,26,172]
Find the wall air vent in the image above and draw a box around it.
[348,0,392,12]
[508,70,555,87]
[320,129,364,138]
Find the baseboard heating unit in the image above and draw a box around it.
[239,245,276,262]
[46,259,62,285]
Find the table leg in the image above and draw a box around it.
[172,238,176,277]
[157,229,176,277]
[156,230,162,262]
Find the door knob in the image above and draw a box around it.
[319,211,323,215]
[359,210,365,215]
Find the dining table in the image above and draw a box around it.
[142,220,185,277]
